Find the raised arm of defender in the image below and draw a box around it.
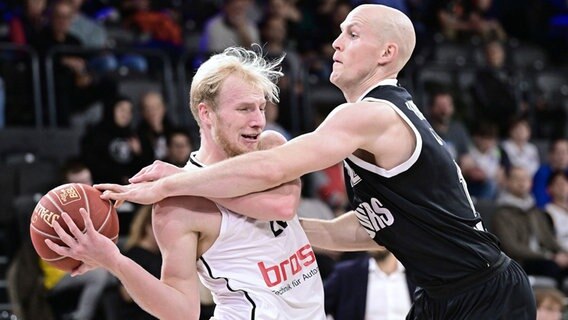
[96,101,406,207]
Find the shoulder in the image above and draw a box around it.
[259,130,287,150]
[323,101,397,125]
[153,196,219,233]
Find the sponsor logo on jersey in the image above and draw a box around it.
[257,244,316,287]
[270,220,288,237]
[344,162,361,187]
[354,197,394,238]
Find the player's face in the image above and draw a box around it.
[212,75,266,157]
[330,7,382,92]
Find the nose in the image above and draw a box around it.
[250,108,266,129]
[332,33,343,51]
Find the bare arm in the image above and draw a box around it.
[300,211,385,251]
[209,130,301,220]
[97,102,398,206]
[46,208,201,320]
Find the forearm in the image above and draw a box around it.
[110,255,199,320]
[210,178,301,221]
[161,150,285,199]
[300,212,384,252]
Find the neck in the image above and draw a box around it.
[376,255,398,275]
[342,71,398,103]
[195,134,227,165]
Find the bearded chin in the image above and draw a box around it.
[213,128,245,157]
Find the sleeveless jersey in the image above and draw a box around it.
[343,79,502,291]
[185,153,325,320]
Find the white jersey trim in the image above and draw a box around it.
[347,97,422,178]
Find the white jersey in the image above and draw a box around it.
[185,153,325,320]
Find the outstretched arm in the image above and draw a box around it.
[300,211,384,251]
[97,101,397,205]
[46,208,201,320]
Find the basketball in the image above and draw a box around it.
[29,183,119,272]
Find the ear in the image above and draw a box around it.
[198,102,213,126]
[377,42,398,65]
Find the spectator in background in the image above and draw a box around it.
[34,0,117,127]
[472,40,525,137]
[117,205,160,320]
[67,0,147,75]
[122,0,183,50]
[259,15,303,134]
[68,0,107,48]
[493,166,568,290]
[164,128,193,168]
[264,101,291,140]
[533,139,568,208]
[81,96,143,184]
[461,123,507,200]
[534,287,565,320]
[501,116,540,177]
[7,0,47,46]
[200,0,260,54]
[427,88,472,162]
[324,250,414,320]
[264,0,302,44]
[436,0,506,41]
[545,171,568,252]
[137,91,173,165]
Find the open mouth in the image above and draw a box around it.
[241,134,260,141]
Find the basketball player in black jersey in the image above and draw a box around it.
[97,4,536,319]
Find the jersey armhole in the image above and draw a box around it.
[346,98,422,178]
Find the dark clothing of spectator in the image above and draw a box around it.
[117,247,161,320]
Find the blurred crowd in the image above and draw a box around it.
[1,0,568,319]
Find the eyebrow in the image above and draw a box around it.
[340,21,362,32]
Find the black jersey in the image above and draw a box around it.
[343,80,502,291]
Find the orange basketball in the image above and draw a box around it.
[29,183,119,272]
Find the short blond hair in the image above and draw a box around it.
[189,46,284,126]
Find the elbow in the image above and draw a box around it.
[275,201,297,221]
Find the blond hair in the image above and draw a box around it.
[189,46,284,126]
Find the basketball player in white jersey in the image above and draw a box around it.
[46,47,326,320]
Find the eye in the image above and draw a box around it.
[350,32,358,39]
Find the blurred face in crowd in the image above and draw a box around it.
[65,168,93,185]
[141,92,166,129]
[507,167,532,198]
[224,0,251,17]
[485,41,505,68]
[550,140,568,170]
[536,297,563,320]
[114,100,134,128]
[430,93,454,125]
[26,0,47,19]
[168,133,192,166]
[473,134,496,153]
[207,74,266,157]
[262,17,286,44]
[548,173,568,204]
[509,120,531,144]
[52,2,74,35]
